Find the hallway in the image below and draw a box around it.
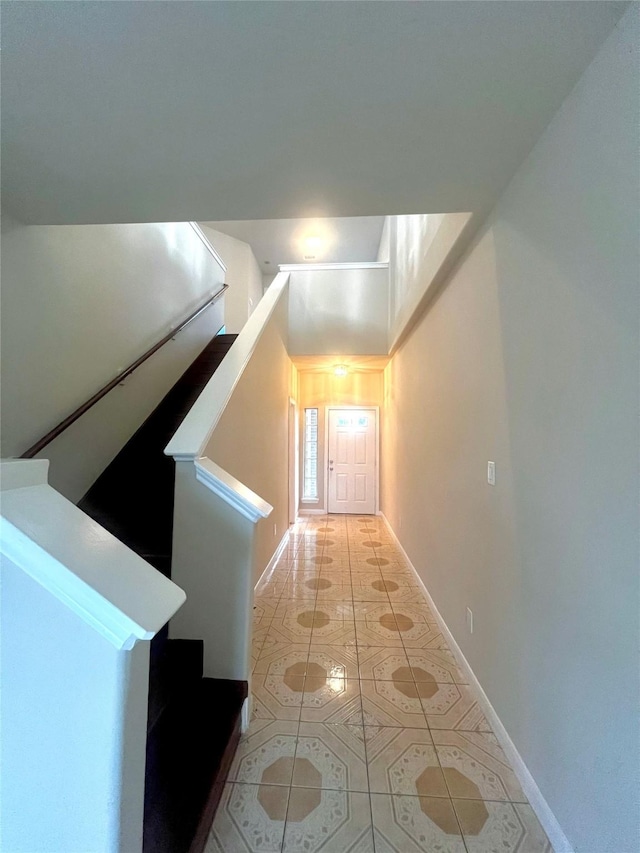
[206,515,552,852]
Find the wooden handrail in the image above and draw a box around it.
[20,285,229,459]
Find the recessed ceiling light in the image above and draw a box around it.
[304,235,323,252]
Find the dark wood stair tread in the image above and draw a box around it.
[143,677,248,853]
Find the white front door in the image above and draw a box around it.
[327,408,377,514]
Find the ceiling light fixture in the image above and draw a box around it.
[334,364,348,377]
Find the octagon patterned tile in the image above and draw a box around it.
[370,792,466,853]
[205,783,288,853]
[405,649,467,684]
[228,719,299,786]
[253,644,310,676]
[251,672,304,721]
[283,789,374,853]
[357,647,411,681]
[419,683,493,732]
[301,675,363,725]
[293,722,368,792]
[453,800,552,852]
[364,726,446,797]
[306,644,359,681]
[360,679,429,729]
[432,730,527,802]
[355,619,405,648]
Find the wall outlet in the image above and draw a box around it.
[487,461,496,486]
[466,607,473,634]
[273,523,277,537]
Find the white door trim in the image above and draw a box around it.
[325,406,379,515]
[288,398,299,524]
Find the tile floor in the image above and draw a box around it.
[206,514,553,853]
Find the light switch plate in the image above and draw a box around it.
[487,461,496,486]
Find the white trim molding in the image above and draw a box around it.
[379,512,575,853]
[190,221,227,272]
[195,457,273,524]
[279,262,389,272]
[0,460,186,651]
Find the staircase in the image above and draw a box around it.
[79,333,248,853]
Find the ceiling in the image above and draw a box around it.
[292,355,390,374]
[1,2,626,225]
[203,216,386,273]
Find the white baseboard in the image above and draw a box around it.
[298,508,327,516]
[241,696,251,734]
[255,528,290,593]
[379,512,573,853]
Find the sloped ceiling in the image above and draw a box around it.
[1,2,627,225]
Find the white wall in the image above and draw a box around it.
[0,218,225,502]
[387,212,472,350]
[288,267,389,356]
[198,224,263,333]
[0,559,149,853]
[382,10,639,852]
[205,294,292,583]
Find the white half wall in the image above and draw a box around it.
[198,224,263,334]
[382,10,639,852]
[0,218,226,502]
[204,293,292,584]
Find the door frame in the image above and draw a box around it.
[325,405,380,515]
[288,397,299,524]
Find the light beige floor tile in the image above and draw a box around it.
[266,614,314,644]
[253,644,310,676]
[311,620,358,646]
[320,551,353,565]
[357,646,411,681]
[229,719,299,786]
[251,672,304,721]
[302,600,355,620]
[419,683,493,732]
[389,601,439,623]
[352,600,395,620]
[351,582,392,602]
[453,800,553,852]
[294,722,368,792]
[355,619,405,648]
[307,644,359,680]
[432,730,527,802]
[206,783,288,852]
[359,603,398,623]
[300,675,363,725]
[382,585,427,604]
[315,583,354,601]
[273,600,316,619]
[360,679,429,729]
[256,582,287,599]
[365,726,447,797]
[283,789,374,852]
[370,792,466,852]
[406,649,467,684]
[392,617,450,650]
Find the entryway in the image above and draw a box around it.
[327,407,378,514]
